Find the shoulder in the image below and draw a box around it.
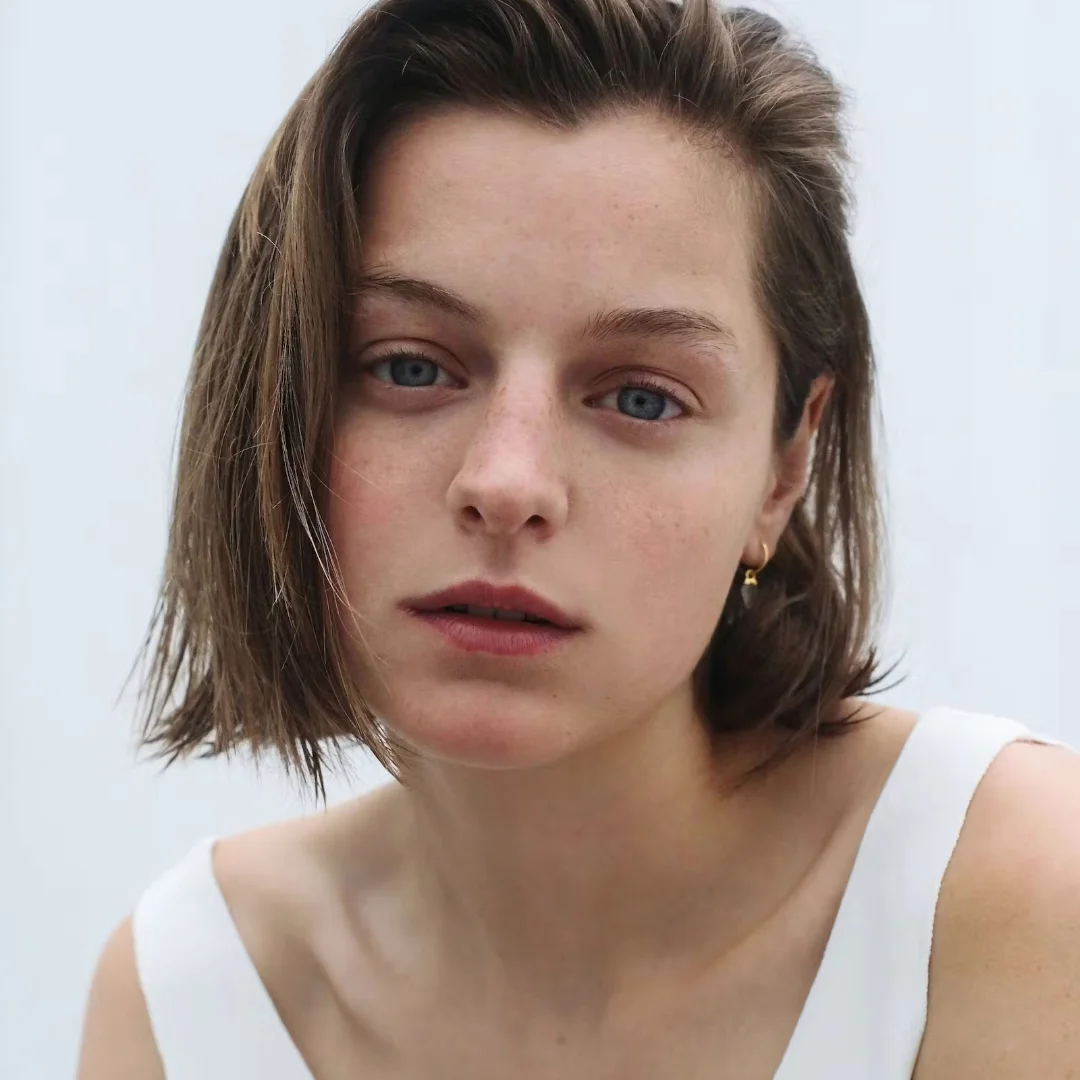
[74,790,397,1080]
[208,782,407,1024]
[914,735,1080,1079]
[210,780,404,951]
[75,916,165,1080]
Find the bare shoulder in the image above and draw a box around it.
[76,785,403,1080]
[208,781,408,1043]
[914,737,1080,1079]
[210,779,405,942]
[75,915,164,1080]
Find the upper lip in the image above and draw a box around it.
[404,580,583,630]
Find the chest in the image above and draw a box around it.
[289,882,843,1080]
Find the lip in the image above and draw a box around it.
[403,579,584,630]
[407,610,578,656]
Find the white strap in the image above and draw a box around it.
[774,707,1070,1079]
[132,836,314,1080]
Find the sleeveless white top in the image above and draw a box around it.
[131,707,1072,1079]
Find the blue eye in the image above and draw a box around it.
[594,378,687,422]
[366,351,451,388]
[616,385,675,422]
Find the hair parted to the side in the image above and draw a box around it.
[133,0,894,804]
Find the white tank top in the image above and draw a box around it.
[131,707,1072,1079]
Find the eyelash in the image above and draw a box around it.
[361,349,691,422]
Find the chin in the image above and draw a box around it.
[380,693,589,772]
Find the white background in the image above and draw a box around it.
[2,0,1077,1075]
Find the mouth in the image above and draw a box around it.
[404,579,583,631]
[402,579,585,656]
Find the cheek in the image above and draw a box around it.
[325,427,418,609]
[599,472,753,661]
[327,413,429,538]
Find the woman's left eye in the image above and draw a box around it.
[593,380,688,422]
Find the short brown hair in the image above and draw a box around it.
[134,0,891,803]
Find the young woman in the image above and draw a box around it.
[76,0,1080,1077]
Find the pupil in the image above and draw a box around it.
[619,386,665,421]
[391,356,438,387]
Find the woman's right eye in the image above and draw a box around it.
[365,351,455,388]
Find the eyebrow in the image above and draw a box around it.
[352,269,740,353]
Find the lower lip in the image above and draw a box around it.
[407,610,580,656]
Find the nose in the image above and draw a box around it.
[445,371,570,541]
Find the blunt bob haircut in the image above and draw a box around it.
[135,0,891,803]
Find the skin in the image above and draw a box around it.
[76,108,1080,1079]
[326,105,833,1004]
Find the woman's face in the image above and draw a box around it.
[329,107,812,770]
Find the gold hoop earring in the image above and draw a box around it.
[741,541,769,609]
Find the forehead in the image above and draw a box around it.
[356,107,764,348]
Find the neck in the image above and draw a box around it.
[394,691,843,1024]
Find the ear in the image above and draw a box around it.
[742,374,833,565]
